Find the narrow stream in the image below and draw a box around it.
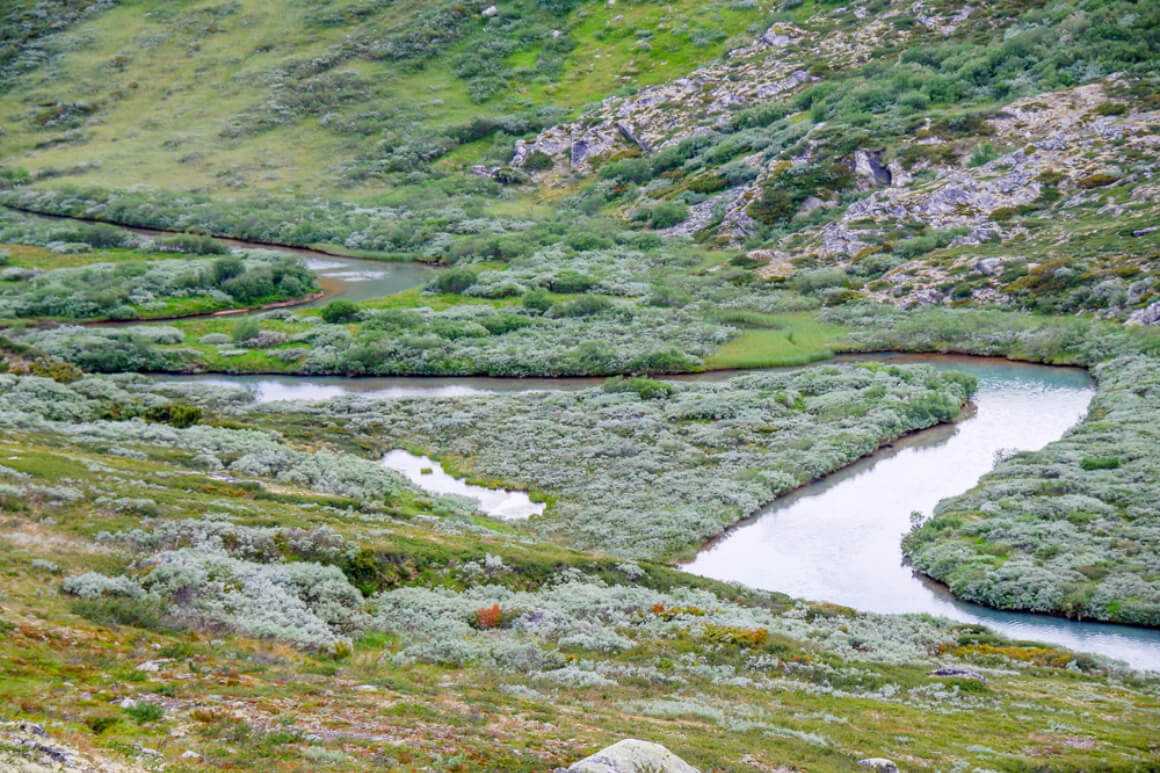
[162,356,1160,670]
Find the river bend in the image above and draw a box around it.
[165,356,1160,670]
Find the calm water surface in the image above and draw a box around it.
[166,355,1160,670]
[170,373,602,402]
[685,356,1160,671]
[381,449,544,521]
[301,256,429,306]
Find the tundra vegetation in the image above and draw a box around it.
[1,0,1160,768]
[252,363,976,559]
[1,368,1159,771]
[0,209,317,321]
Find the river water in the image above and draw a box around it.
[685,355,1160,671]
[163,356,1160,670]
[300,256,428,307]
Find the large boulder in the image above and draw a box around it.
[561,739,701,773]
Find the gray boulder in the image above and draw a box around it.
[974,258,1001,276]
[1128,301,1160,326]
[561,739,701,773]
[930,667,986,682]
[858,759,900,773]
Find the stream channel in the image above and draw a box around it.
[167,354,1160,670]
[15,209,1159,668]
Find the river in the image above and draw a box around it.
[300,255,428,307]
[162,356,1160,670]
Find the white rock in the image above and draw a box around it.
[182,750,201,760]
[118,697,137,709]
[565,739,700,773]
[135,659,171,673]
[481,4,498,16]
[858,759,899,773]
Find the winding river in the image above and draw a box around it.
[165,356,1160,670]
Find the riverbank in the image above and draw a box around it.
[166,356,1160,667]
[2,365,1159,773]
[0,204,438,265]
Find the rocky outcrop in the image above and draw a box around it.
[858,759,900,773]
[930,667,986,682]
[788,82,1159,306]
[560,740,701,773]
[512,23,826,175]
[1128,300,1160,326]
[852,149,892,190]
[0,721,145,772]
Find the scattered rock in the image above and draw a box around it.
[858,759,900,773]
[0,721,142,772]
[759,24,795,49]
[470,164,502,180]
[1128,301,1160,326]
[974,258,1001,276]
[797,195,830,218]
[852,150,892,189]
[748,250,795,281]
[562,739,701,773]
[930,667,986,682]
[134,658,171,673]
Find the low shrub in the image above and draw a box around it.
[321,299,360,323]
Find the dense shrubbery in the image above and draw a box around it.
[14,235,806,376]
[156,233,229,254]
[293,301,715,376]
[0,251,317,321]
[0,372,452,509]
[262,363,973,558]
[320,299,359,323]
[823,305,1160,367]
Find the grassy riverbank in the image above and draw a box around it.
[2,369,1159,771]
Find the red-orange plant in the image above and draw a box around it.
[475,604,503,629]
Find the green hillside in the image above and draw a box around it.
[3,1,1160,770]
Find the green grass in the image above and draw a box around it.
[359,286,519,311]
[0,0,767,197]
[704,312,849,370]
[518,0,759,110]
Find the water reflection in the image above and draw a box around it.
[381,449,544,521]
[161,356,1160,669]
[685,358,1160,671]
[301,256,428,306]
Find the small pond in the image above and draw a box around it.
[381,449,544,521]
